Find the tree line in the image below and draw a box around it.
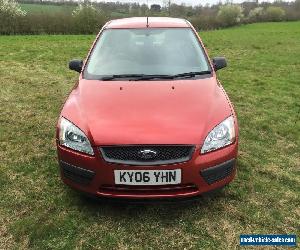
[0,0,300,35]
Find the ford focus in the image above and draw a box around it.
[56,17,239,200]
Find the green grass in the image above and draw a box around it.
[0,22,299,249]
[20,3,75,13]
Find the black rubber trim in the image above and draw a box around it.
[200,159,236,185]
[60,161,95,185]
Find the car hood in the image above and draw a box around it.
[61,77,232,145]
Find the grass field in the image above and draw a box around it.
[0,22,299,249]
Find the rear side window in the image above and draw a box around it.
[84,28,211,79]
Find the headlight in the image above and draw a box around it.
[201,116,236,154]
[59,117,94,155]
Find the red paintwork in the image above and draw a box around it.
[62,78,232,146]
[56,17,239,199]
[105,17,190,29]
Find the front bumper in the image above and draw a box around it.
[57,143,238,199]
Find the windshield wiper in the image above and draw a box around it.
[100,71,211,81]
[101,74,175,81]
[101,74,146,81]
[132,74,175,81]
[133,71,212,81]
[172,71,212,79]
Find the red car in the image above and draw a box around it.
[56,17,238,200]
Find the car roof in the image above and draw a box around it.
[105,17,191,29]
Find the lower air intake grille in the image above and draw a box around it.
[100,145,195,166]
[60,161,95,185]
[200,159,236,185]
[99,184,198,195]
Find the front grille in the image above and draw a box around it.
[60,161,95,185]
[100,145,195,165]
[200,159,236,185]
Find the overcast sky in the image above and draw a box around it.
[94,0,279,6]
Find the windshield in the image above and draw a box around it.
[84,28,211,79]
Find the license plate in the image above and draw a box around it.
[114,169,181,185]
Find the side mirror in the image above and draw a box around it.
[212,57,227,71]
[69,59,83,73]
